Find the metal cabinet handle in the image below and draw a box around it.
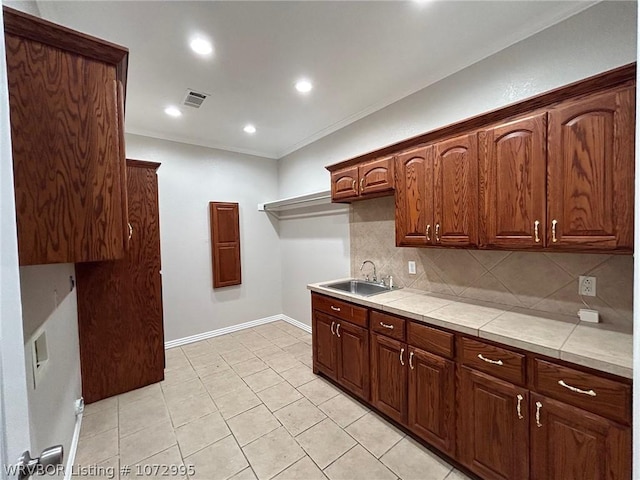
[352,180,356,191]
[379,322,394,330]
[128,222,133,240]
[426,224,431,241]
[551,219,558,243]
[400,348,405,366]
[477,353,503,366]
[558,380,596,397]
[535,401,543,427]
[360,178,365,191]
[534,220,540,243]
[516,394,524,420]
[330,321,335,335]
[435,223,440,242]
[409,351,414,370]
[336,323,341,338]
[330,306,341,312]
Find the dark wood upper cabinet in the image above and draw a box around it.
[370,332,408,424]
[395,146,433,247]
[210,202,241,288]
[331,156,394,202]
[408,347,455,456]
[547,86,635,252]
[530,394,631,480]
[479,113,547,249]
[4,7,129,265]
[433,133,479,247]
[458,366,530,480]
[76,160,164,403]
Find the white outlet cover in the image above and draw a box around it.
[578,276,597,296]
[408,261,416,275]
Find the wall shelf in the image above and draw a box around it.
[258,190,347,219]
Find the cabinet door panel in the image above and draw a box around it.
[408,348,455,455]
[370,333,407,424]
[531,394,631,480]
[331,166,359,201]
[480,113,547,248]
[547,87,634,251]
[395,146,433,246]
[434,134,479,247]
[336,322,369,401]
[359,156,394,195]
[312,312,337,379]
[459,367,529,480]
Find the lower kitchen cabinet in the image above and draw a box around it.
[312,307,369,401]
[371,332,408,424]
[458,366,530,480]
[530,394,631,480]
[408,347,455,456]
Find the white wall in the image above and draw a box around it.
[277,1,637,327]
[0,5,31,468]
[125,134,282,341]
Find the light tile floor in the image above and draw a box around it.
[75,321,473,480]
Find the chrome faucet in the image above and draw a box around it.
[360,260,377,283]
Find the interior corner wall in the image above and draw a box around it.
[276,0,637,324]
[125,134,282,342]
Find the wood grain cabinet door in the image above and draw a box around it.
[359,156,394,196]
[210,202,241,288]
[479,113,547,249]
[331,166,360,201]
[312,311,337,379]
[547,87,635,251]
[370,333,408,424]
[395,146,433,247]
[433,133,479,247]
[407,348,455,456]
[335,321,370,401]
[530,394,631,480]
[458,367,529,480]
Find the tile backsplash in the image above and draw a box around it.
[350,196,633,332]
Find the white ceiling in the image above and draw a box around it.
[35,1,596,159]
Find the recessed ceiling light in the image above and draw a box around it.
[295,79,313,94]
[164,106,182,117]
[243,124,256,134]
[190,37,213,56]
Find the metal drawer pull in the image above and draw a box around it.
[330,321,335,335]
[533,220,540,243]
[558,380,596,397]
[128,222,133,240]
[477,354,503,366]
[330,306,341,312]
[336,323,341,338]
[426,224,431,241]
[535,401,543,427]
[516,394,524,419]
[435,223,440,242]
[551,219,558,243]
[400,348,405,366]
[360,178,365,191]
[409,351,414,370]
[352,180,356,191]
[379,322,394,330]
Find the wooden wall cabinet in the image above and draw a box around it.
[76,160,164,403]
[331,156,394,202]
[4,7,129,265]
[395,146,432,247]
[210,202,242,288]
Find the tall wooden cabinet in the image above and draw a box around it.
[76,160,164,403]
[4,7,129,265]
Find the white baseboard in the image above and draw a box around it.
[64,401,83,480]
[165,313,311,349]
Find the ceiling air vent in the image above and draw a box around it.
[183,89,209,108]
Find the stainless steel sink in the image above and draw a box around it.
[321,279,394,297]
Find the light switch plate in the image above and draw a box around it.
[408,261,416,275]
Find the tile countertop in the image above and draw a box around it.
[307,280,633,379]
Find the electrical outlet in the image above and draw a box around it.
[578,276,596,297]
[408,261,416,275]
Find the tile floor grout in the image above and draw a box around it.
[74,320,472,480]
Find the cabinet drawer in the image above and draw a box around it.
[460,338,525,385]
[533,359,631,425]
[371,311,405,341]
[312,293,368,327]
[407,322,454,359]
